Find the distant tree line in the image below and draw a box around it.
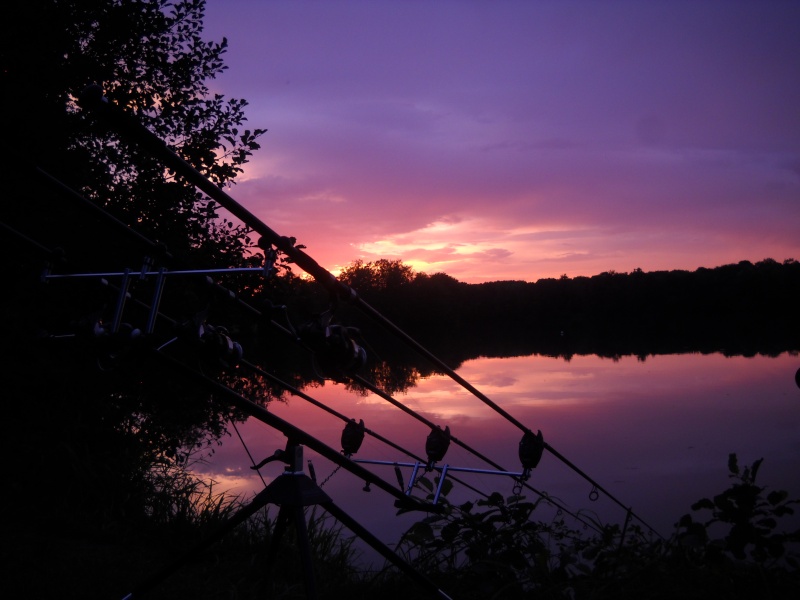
[328,258,800,364]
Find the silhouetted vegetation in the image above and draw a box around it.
[5,454,798,598]
[332,258,800,370]
[1,0,266,572]
[2,2,798,599]
[378,454,799,599]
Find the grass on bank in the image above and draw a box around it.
[6,454,798,599]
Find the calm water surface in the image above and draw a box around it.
[195,351,800,561]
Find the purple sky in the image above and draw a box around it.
[202,0,800,283]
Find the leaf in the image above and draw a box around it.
[677,514,694,528]
[437,477,454,498]
[483,492,504,507]
[767,539,786,558]
[767,490,789,506]
[417,477,433,492]
[405,522,434,544]
[441,521,461,543]
[691,498,715,511]
[728,453,739,475]
[757,517,777,529]
[751,457,763,482]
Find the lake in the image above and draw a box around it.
[194,351,800,564]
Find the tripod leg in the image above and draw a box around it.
[265,504,291,566]
[264,505,318,600]
[293,506,317,600]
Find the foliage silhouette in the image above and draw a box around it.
[1,0,268,546]
[676,453,800,566]
[333,258,800,375]
[382,455,799,599]
[2,0,266,264]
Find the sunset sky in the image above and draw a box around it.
[202,0,799,283]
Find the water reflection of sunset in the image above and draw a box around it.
[194,352,800,564]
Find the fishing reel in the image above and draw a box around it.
[71,282,144,371]
[175,312,243,372]
[199,322,243,370]
[298,313,367,379]
[89,319,145,371]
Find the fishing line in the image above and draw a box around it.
[31,165,175,261]
[1,220,60,259]
[352,374,508,471]
[229,418,267,488]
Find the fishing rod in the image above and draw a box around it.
[250,300,623,536]
[20,160,659,552]
[12,166,646,597]
[12,165,490,508]
[78,85,348,301]
[225,306,590,523]
[155,350,426,509]
[346,318,660,535]
[76,87,521,424]
[32,164,175,262]
[2,199,418,513]
[77,87,663,538]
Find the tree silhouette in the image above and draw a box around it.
[2,0,265,264]
[1,0,268,543]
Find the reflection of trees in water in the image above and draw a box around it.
[332,258,800,382]
[358,360,425,396]
[267,328,796,400]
